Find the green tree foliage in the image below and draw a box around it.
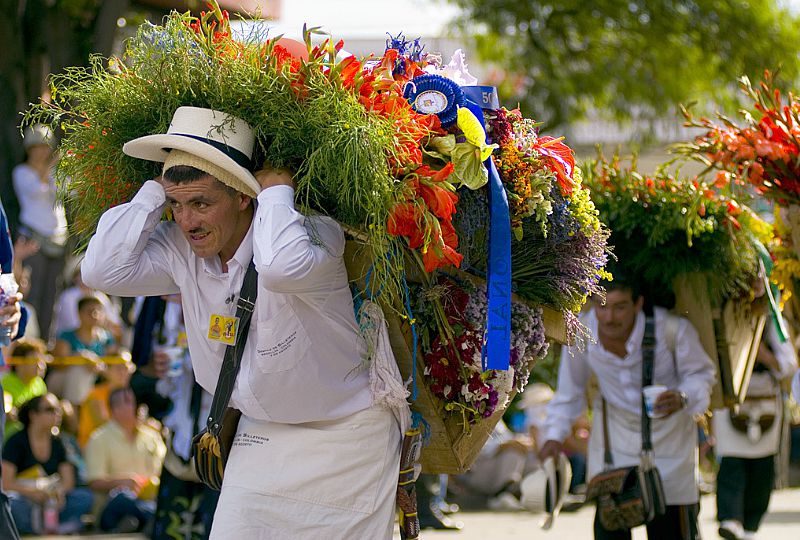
[451,0,800,129]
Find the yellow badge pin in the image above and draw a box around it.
[208,314,238,346]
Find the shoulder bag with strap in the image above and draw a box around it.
[585,308,668,531]
[191,261,258,490]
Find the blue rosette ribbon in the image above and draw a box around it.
[405,76,512,372]
[403,74,465,127]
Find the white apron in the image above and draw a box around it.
[210,406,401,540]
[588,399,698,505]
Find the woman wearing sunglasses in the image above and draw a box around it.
[1,393,93,534]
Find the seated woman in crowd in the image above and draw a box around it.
[78,355,134,447]
[1,393,93,534]
[48,296,119,405]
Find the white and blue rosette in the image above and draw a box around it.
[402,74,465,128]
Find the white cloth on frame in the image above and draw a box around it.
[793,370,800,404]
[713,321,798,458]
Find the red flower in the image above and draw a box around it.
[440,219,459,248]
[387,202,425,249]
[536,136,576,196]
[418,183,457,221]
[337,55,361,90]
[417,162,455,183]
[422,233,464,272]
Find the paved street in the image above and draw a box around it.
[39,488,800,539]
[402,488,800,539]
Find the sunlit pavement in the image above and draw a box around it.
[38,488,800,539]
[393,488,800,539]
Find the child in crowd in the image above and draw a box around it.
[48,296,119,405]
[2,337,48,409]
[78,356,135,447]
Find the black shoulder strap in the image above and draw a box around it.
[601,398,613,467]
[206,262,258,437]
[641,308,656,454]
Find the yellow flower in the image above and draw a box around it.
[457,107,498,161]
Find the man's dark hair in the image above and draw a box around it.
[600,268,641,302]
[163,165,238,196]
[77,295,102,312]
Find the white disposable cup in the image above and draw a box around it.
[642,385,668,418]
[157,346,185,377]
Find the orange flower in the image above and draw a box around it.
[418,183,457,221]
[387,202,425,249]
[535,136,575,196]
[713,171,729,188]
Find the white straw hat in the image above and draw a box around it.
[520,382,555,409]
[22,124,54,150]
[520,453,572,530]
[123,106,260,197]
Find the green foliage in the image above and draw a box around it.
[24,11,410,306]
[451,0,800,129]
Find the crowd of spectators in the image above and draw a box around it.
[0,283,169,535]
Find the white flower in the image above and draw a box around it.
[461,384,475,401]
[423,49,478,86]
[492,369,514,394]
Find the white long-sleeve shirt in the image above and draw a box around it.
[760,320,798,382]
[542,307,716,444]
[12,164,67,243]
[82,180,372,423]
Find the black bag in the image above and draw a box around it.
[585,311,667,531]
[191,262,257,491]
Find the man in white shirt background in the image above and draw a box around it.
[81,107,401,539]
[539,275,716,540]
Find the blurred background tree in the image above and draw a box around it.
[450,0,800,130]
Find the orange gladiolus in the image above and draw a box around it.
[418,183,458,221]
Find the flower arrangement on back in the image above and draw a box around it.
[25,3,610,431]
[676,70,800,204]
[583,154,772,306]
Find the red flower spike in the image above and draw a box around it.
[418,183,458,221]
[536,136,575,196]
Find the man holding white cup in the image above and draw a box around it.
[539,274,715,540]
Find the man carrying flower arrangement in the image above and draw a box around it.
[539,275,716,540]
[81,106,402,539]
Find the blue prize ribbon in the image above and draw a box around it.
[403,74,464,127]
[462,96,512,372]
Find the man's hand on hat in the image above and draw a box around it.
[254,167,295,191]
